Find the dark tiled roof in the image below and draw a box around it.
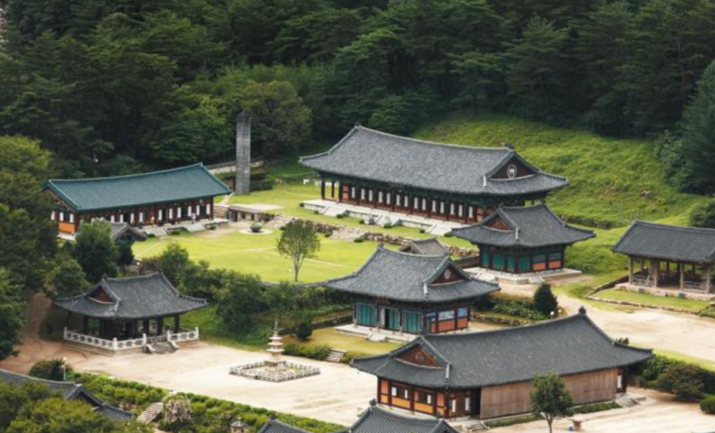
[451,204,594,248]
[351,312,652,389]
[322,247,499,303]
[109,222,147,242]
[44,163,231,212]
[300,127,567,197]
[258,420,311,433]
[0,369,134,422]
[612,220,715,263]
[350,405,459,433]
[399,238,449,256]
[54,273,208,319]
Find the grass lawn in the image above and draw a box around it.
[284,327,400,356]
[413,112,706,229]
[592,288,711,313]
[133,228,392,283]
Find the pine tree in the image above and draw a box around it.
[680,59,715,193]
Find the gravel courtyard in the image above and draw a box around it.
[70,341,375,426]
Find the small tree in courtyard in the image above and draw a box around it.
[656,363,704,401]
[29,359,70,381]
[74,221,117,283]
[116,240,135,271]
[276,220,320,282]
[530,373,574,433]
[49,258,89,299]
[533,283,558,317]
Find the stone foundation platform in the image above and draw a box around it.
[229,361,320,382]
[464,267,583,285]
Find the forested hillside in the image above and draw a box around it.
[1,0,715,194]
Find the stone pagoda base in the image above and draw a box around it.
[229,362,320,382]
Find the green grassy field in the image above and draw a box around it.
[133,229,393,283]
[283,327,399,356]
[592,288,711,313]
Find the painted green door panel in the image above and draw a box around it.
[403,311,422,334]
[357,303,375,326]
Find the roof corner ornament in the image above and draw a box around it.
[423,283,429,299]
[579,306,587,315]
[369,398,377,407]
[515,227,520,241]
[354,121,361,128]
[483,176,487,188]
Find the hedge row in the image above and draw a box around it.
[635,355,715,395]
[70,373,343,433]
[283,343,331,361]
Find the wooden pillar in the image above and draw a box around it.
[409,385,415,412]
[628,257,634,284]
[679,262,685,290]
[157,317,164,334]
[82,316,89,334]
[174,314,180,333]
[650,259,659,287]
[320,179,325,200]
[331,181,335,199]
[706,265,712,293]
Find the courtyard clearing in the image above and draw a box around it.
[68,341,375,426]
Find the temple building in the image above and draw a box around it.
[258,402,459,433]
[612,220,715,294]
[54,273,207,353]
[0,369,133,422]
[351,309,652,420]
[322,247,498,335]
[299,126,567,224]
[44,163,231,234]
[450,204,594,274]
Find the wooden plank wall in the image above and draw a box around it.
[479,369,618,419]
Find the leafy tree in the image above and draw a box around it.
[533,283,558,316]
[0,269,25,361]
[116,241,135,271]
[656,363,704,401]
[680,59,715,193]
[0,382,53,431]
[162,395,193,430]
[50,258,90,299]
[276,220,320,282]
[157,243,191,286]
[239,80,312,158]
[0,136,56,290]
[506,16,571,119]
[689,200,715,229]
[74,221,118,283]
[215,272,266,330]
[295,315,314,341]
[530,373,574,433]
[29,359,70,381]
[700,395,715,414]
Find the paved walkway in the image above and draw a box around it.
[496,388,714,433]
[501,282,715,367]
[67,342,375,426]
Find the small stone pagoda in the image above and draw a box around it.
[229,321,319,382]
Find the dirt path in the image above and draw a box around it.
[0,293,86,374]
[500,282,715,367]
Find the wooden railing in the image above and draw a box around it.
[63,327,199,351]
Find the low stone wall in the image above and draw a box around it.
[584,295,699,315]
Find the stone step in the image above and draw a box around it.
[326,349,347,363]
[145,341,177,355]
[331,227,367,242]
[616,395,641,408]
[137,402,164,423]
[462,420,489,432]
[264,215,294,229]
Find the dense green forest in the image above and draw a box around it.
[1,0,715,193]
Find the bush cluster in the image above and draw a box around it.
[635,356,715,403]
[490,298,550,321]
[69,372,167,410]
[282,343,332,361]
[701,395,715,414]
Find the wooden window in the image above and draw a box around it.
[440,202,445,214]
[458,204,463,217]
[468,206,474,219]
[414,197,420,209]
[169,208,174,219]
[196,205,201,215]
[378,191,383,203]
[205,204,211,215]
[187,206,192,216]
[465,397,471,412]
[360,188,366,200]
[51,211,56,221]
[432,200,437,213]
[416,390,434,404]
[438,310,455,321]
[177,207,182,218]
[368,189,373,202]
[351,187,356,199]
[396,194,401,206]
[130,213,135,224]
[451,399,457,413]
[140,212,145,223]
[110,215,115,222]
[386,193,391,205]
[422,198,427,211]
[450,203,455,215]
[457,307,469,318]
[69,213,75,223]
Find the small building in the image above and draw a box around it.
[399,238,450,256]
[0,369,133,422]
[351,309,652,420]
[450,204,594,274]
[109,222,148,243]
[258,402,459,433]
[612,220,715,293]
[54,273,207,353]
[300,126,567,223]
[322,247,498,335]
[44,163,231,234]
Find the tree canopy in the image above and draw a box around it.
[276,220,321,282]
[73,221,118,283]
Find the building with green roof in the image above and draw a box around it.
[44,163,231,233]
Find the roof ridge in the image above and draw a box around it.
[424,314,585,341]
[0,368,77,388]
[299,126,361,162]
[48,163,205,184]
[632,219,715,234]
[354,126,514,153]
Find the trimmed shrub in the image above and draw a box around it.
[29,359,69,381]
[295,318,313,341]
[656,364,705,401]
[282,343,331,360]
[533,284,558,316]
[701,395,715,414]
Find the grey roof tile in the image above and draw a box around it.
[350,405,459,433]
[54,273,208,319]
[451,204,594,248]
[300,127,567,197]
[323,247,499,303]
[351,312,652,389]
[44,163,231,212]
[0,369,134,422]
[399,238,450,256]
[109,222,147,242]
[612,220,715,263]
[258,420,311,433]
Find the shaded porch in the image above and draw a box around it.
[628,256,714,293]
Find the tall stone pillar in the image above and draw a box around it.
[235,111,251,195]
